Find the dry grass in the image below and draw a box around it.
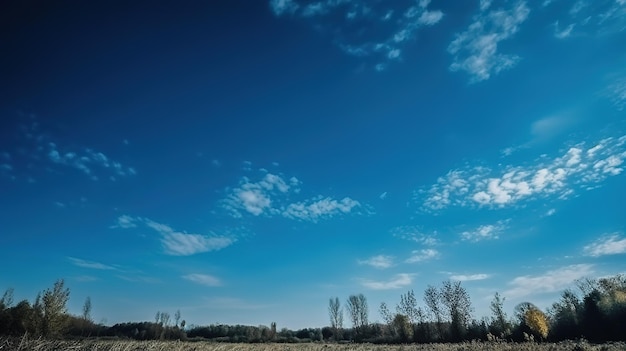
[0,337,624,351]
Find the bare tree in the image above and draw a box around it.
[1,288,14,309]
[328,297,343,341]
[346,294,368,339]
[82,296,92,322]
[174,309,181,328]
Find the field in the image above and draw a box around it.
[1,338,625,351]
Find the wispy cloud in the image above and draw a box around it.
[503,264,594,299]
[360,273,414,290]
[8,115,136,181]
[282,196,360,222]
[358,255,394,269]
[223,172,361,222]
[111,215,138,229]
[113,216,236,256]
[270,0,444,70]
[448,0,530,82]
[48,142,136,180]
[182,273,222,287]
[552,0,626,37]
[421,135,626,210]
[405,249,439,263]
[461,221,508,242]
[450,273,491,281]
[68,257,117,270]
[584,233,626,257]
[391,226,439,246]
[379,191,388,200]
[553,21,575,38]
[607,76,626,111]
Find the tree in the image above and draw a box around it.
[548,289,581,340]
[41,279,70,337]
[328,297,343,341]
[424,285,444,340]
[515,302,548,341]
[489,292,510,338]
[174,310,181,328]
[440,280,473,341]
[82,296,92,322]
[346,294,368,339]
[397,289,422,325]
[525,307,549,340]
[392,313,413,343]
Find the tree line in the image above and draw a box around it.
[326,275,626,343]
[1,275,625,343]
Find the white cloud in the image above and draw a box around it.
[282,196,360,222]
[417,10,444,25]
[114,216,236,256]
[584,234,626,257]
[223,172,361,222]
[270,0,444,70]
[379,191,388,200]
[406,249,439,263]
[461,221,507,242]
[504,264,594,299]
[145,220,235,256]
[450,273,491,281]
[358,255,394,269]
[448,1,530,82]
[361,273,414,290]
[223,173,300,217]
[68,257,116,270]
[421,135,626,210]
[182,273,222,287]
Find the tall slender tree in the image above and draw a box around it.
[328,297,343,341]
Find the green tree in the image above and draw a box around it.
[41,279,70,337]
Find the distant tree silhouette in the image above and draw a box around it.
[328,297,343,341]
[346,294,368,340]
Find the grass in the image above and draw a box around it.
[1,337,625,351]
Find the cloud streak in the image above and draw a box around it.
[183,273,222,287]
[584,234,626,257]
[360,273,414,290]
[68,257,117,270]
[504,264,594,299]
[358,255,394,269]
[113,216,236,256]
[405,249,439,263]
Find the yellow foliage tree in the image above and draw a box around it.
[524,307,549,340]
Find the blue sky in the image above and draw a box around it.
[1,0,625,329]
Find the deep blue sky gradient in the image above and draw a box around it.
[1,0,625,329]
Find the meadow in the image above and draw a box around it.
[1,337,625,351]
